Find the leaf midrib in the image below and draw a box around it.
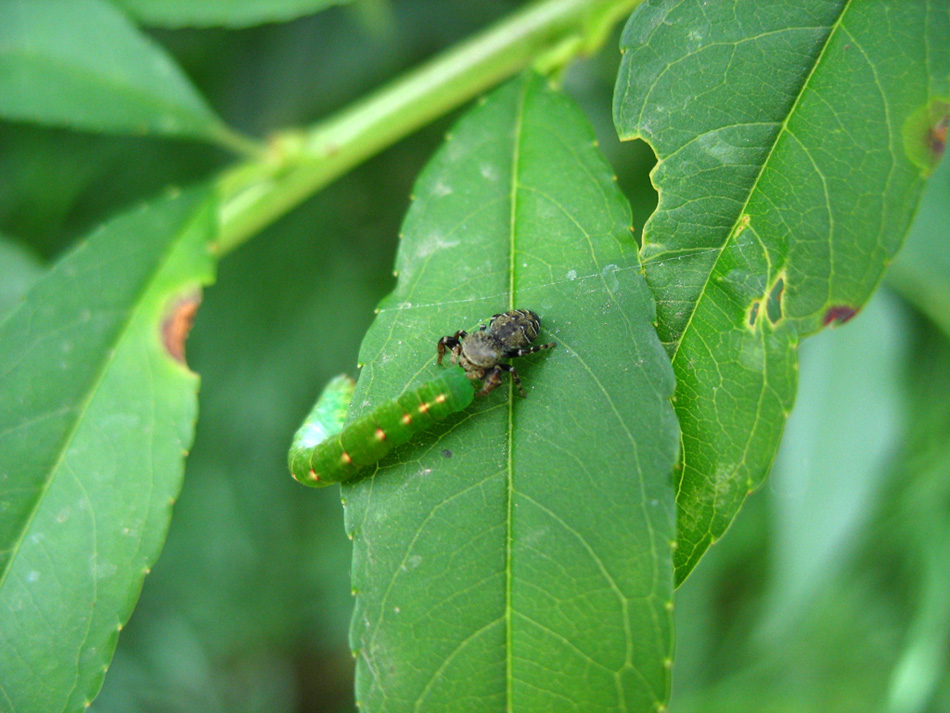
[503,75,529,712]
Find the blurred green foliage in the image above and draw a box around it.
[1,1,947,712]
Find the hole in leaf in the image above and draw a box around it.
[748,301,760,327]
[766,277,784,324]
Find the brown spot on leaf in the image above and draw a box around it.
[161,291,202,364]
[930,114,948,160]
[823,305,857,326]
[903,99,950,176]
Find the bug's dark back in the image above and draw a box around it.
[488,309,541,350]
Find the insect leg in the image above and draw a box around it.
[436,331,465,364]
[508,342,556,358]
[497,363,526,398]
[477,367,504,396]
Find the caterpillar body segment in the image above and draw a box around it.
[290,366,474,487]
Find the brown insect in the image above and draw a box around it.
[437,309,556,397]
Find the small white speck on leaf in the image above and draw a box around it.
[479,163,498,180]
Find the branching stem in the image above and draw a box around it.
[215,0,639,254]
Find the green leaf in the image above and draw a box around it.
[339,73,678,712]
[110,0,351,28]
[613,0,950,583]
[0,0,246,149]
[0,187,217,712]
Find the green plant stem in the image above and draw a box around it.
[212,122,268,158]
[215,0,639,255]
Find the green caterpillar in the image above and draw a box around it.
[289,366,474,487]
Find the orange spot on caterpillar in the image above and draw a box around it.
[375,427,386,441]
[418,401,430,414]
[401,412,412,425]
[823,305,857,326]
[435,393,447,404]
[341,451,353,465]
[161,290,202,364]
[309,469,319,482]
